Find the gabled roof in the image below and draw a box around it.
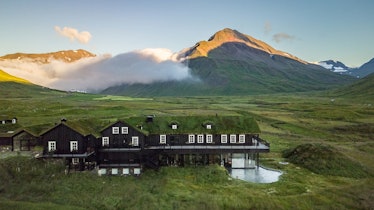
[40,122,85,137]
[126,115,260,135]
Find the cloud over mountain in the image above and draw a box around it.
[0,48,192,92]
[54,26,92,44]
[272,33,295,43]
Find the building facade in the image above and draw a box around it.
[35,115,270,175]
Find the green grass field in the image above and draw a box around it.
[0,89,373,209]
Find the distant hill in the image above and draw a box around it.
[0,69,63,98]
[102,28,355,96]
[0,49,95,63]
[0,69,30,83]
[333,73,374,99]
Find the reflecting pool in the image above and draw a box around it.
[229,167,282,183]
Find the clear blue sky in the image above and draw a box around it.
[1,0,373,67]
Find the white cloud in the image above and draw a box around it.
[272,33,295,43]
[54,26,92,44]
[0,49,193,92]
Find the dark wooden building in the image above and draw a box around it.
[39,121,96,171]
[35,115,270,175]
[97,121,145,175]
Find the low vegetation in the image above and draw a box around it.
[282,143,369,178]
[0,82,373,209]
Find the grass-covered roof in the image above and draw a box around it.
[126,115,260,135]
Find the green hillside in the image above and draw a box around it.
[0,69,30,83]
[332,73,374,100]
[0,69,65,98]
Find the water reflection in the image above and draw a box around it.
[229,167,282,183]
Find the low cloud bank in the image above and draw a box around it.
[0,48,192,92]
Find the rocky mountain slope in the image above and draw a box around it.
[318,58,374,78]
[0,49,95,63]
[102,28,354,96]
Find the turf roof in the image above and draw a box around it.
[126,115,260,135]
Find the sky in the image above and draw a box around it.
[1,0,374,67]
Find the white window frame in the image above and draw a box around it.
[48,141,56,152]
[206,124,212,129]
[112,127,119,134]
[221,135,227,143]
[121,127,128,134]
[188,134,195,143]
[239,135,246,143]
[171,124,178,130]
[72,158,79,165]
[197,134,204,143]
[160,135,166,144]
[111,168,118,175]
[132,136,139,146]
[206,134,213,143]
[70,141,78,152]
[230,134,236,143]
[102,137,109,146]
[123,168,130,175]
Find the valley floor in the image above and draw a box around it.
[0,92,373,209]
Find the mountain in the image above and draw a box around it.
[102,28,355,96]
[0,49,95,63]
[318,58,374,78]
[317,60,353,74]
[355,58,374,78]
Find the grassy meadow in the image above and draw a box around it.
[0,89,373,209]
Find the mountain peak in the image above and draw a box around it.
[182,28,307,64]
[0,49,95,64]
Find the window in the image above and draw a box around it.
[70,141,78,152]
[112,168,118,175]
[197,134,204,143]
[230,135,236,143]
[206,134,213,143]
[112,127,119,134]
[132,136,139,146]
[134,168,141,175]
[188,135,195,143]
[121,127,128,134]
[160,135,166,144]
[221,135,227,143]
[72,158,79,165]
[172,124,178,130]
[102,137,109,146]
[239,135,245,143]
[206,124,212,129]
[48,141,56,152]
[123,168,130,175]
